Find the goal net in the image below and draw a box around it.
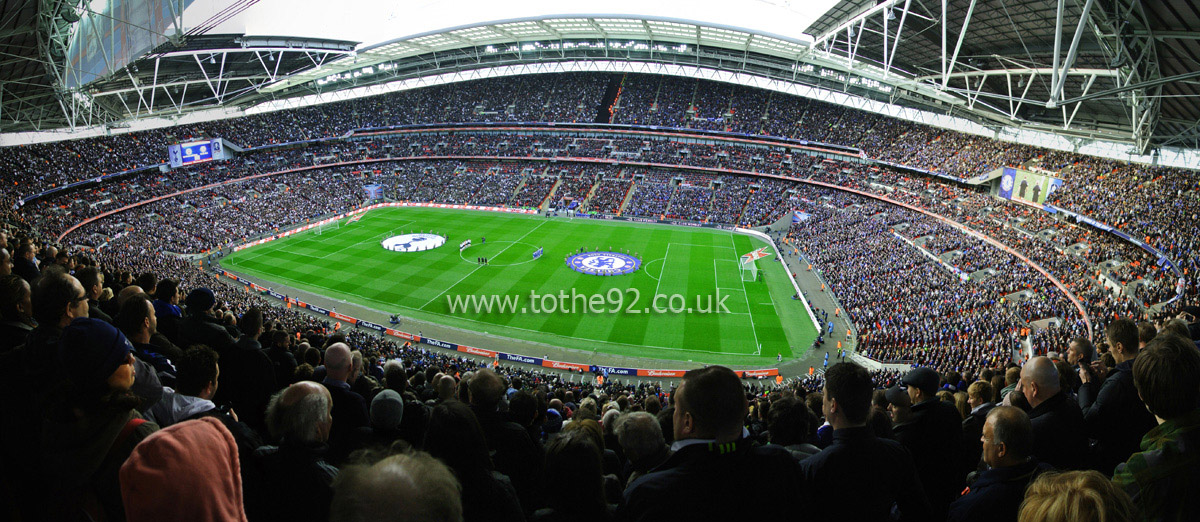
[316,218,340,235]
[740,259,758,282]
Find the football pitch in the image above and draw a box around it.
[221,207,816,365]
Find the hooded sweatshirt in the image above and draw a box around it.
[120,416,247,522]
[146,387,217,427]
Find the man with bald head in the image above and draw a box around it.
[0,248,12,277]
[1017,356,1087,469]
[256,381,339,522]
[321,343,369,464]
[330,451,462,522]
[435,374,457,403]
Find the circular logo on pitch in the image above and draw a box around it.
[567,251,641,276]
[382,233,446,253]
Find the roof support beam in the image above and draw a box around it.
[151,47,354,60]
[1049,0,1064,101]
[883,0,912,78]
[1064,74,1097,128]
[919,67,1117,82]
[810,0,906,49]
[941,0,946,82]
[1048,0,1096,107]
[1057,69,1200,106]
[942,0,977,88]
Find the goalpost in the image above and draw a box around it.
[316,218,341,235]
[740,259,758,282]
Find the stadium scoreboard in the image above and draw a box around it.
[167,139,232,168]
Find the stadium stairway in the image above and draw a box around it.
[541,176,564,210]
[595,74,623,124]
[578,176,603,212]
[617,174,637,216]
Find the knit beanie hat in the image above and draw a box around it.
[58,317,133,389]
[371,389,405,431]
[185,287,216,313]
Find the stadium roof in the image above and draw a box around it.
[1,0,1198,155]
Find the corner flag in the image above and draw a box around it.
[740,247,772,265]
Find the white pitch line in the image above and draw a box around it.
[642,257,665,281]
[670,243,736,249]
[419,220,547,309]
[653,242,671,298]
[237,267,762,356]
[731,231,761,353]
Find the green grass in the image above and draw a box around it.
[221,207,815,365]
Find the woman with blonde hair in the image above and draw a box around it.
[953,391,970,420]
[1018,470,1136,522]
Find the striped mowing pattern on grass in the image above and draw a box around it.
[222,207,815,365]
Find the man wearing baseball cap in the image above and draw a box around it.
[898,366,965,520]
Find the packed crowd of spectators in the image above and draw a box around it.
[4,254,1198,522]
[786,194,1026,372]
[15,127,1181,349]
[4,70,1200,521]
[12,121,1184,362]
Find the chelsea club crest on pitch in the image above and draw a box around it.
[567,251,641,276]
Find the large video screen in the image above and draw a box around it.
[168,139,227,168]
[998,167,1063,208]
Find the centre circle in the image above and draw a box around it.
[459,241,542,266]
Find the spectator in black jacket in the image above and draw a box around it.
[425,400,524,522]
[12,243,39,283]
[1017,356,1088,470]
[535,429,613,522]
[962,380,996,473]
[381,360,428,446]
[766,395,821,461]
[320,342,369,465]
[267,329,298,386]
[0,275,34,353]
[76,267,112,324]
[115,294,177,385]
[175,287,236,352]
[801,362,931,521]
[469,368,544,514]
[613,411,670,488]
[1078,319,1157,474]
[215,307,277,434]
[151,278,183,341]
[622,366,801,522]
[896,366,965,519]
[255,381,338,522]
[948,406,1051,522]
[347,389,406,452]
[1065,336,1096,393]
